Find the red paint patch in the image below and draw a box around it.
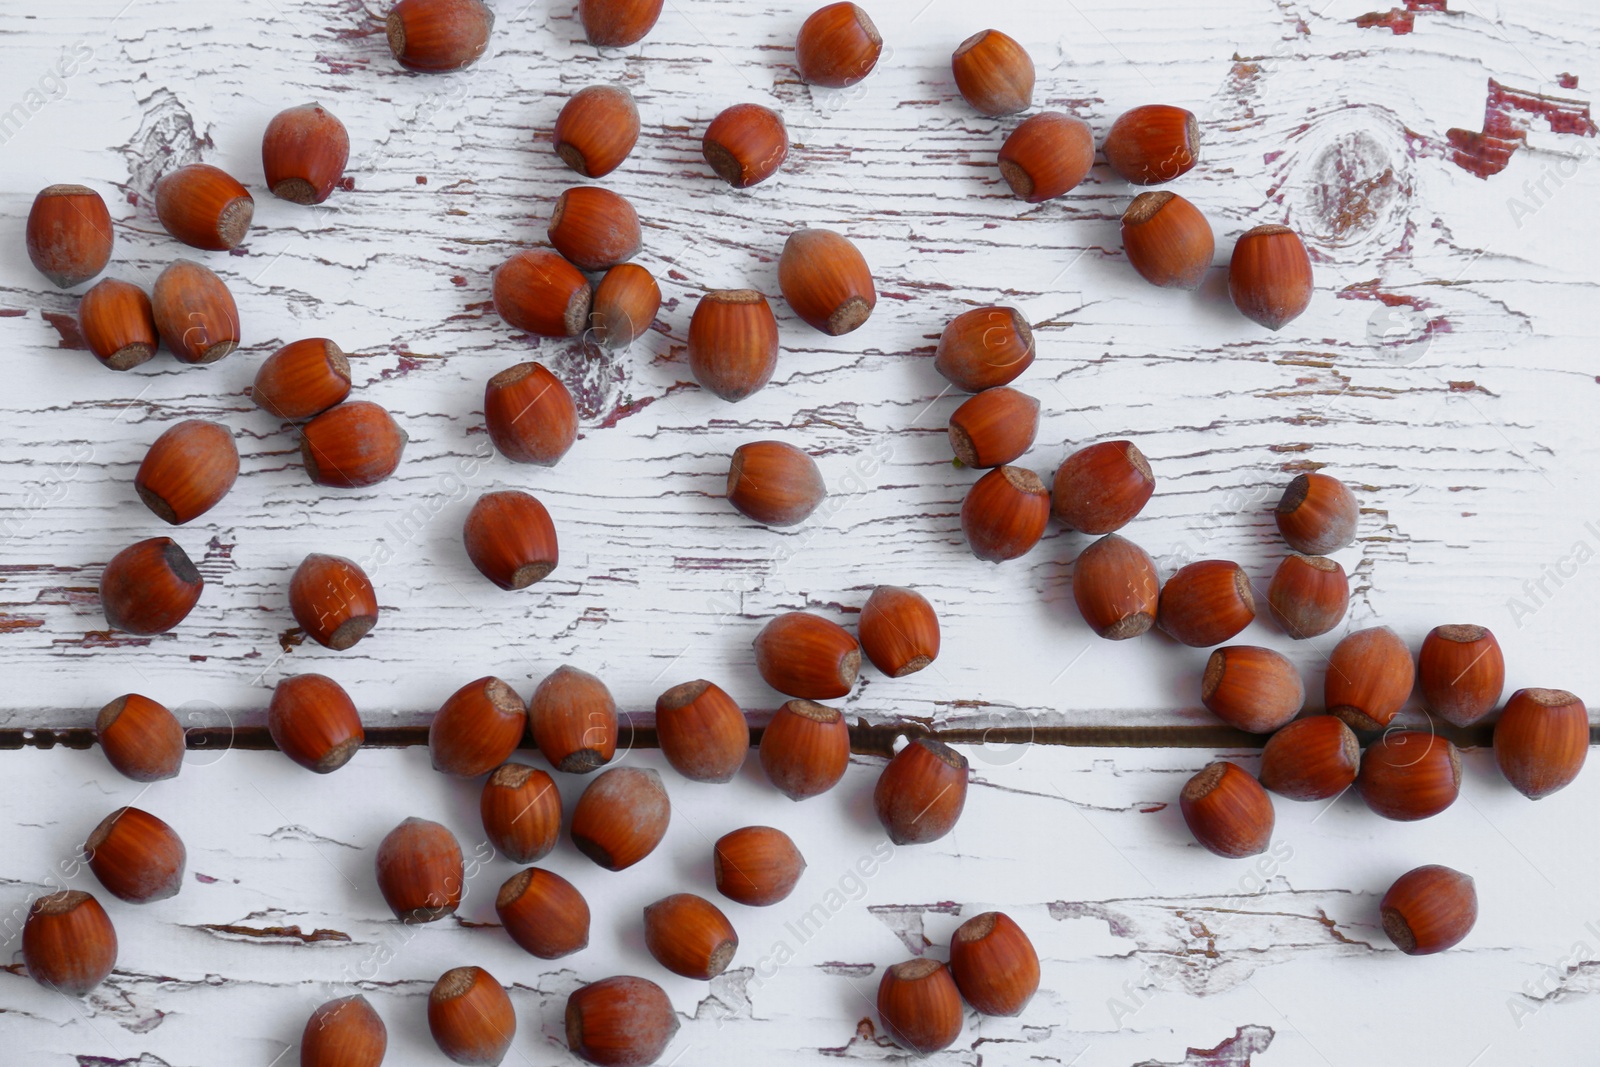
[194,872,219,883]
[1560,73,1580,90]
[378,353,425,380]
[1337,280,1428,309]
[600,394,657,428]
[68,630,156,649]
[0,309,26,317]
[450,275,468,287]
[337,176,356,192]
[0,614,44,632]
[1448,79,1598,179]
[416,175,428,185]
[1355,9,1415,33]
[42,311,86,349]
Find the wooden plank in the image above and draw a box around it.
[0,743,1594,1065]
[0,0,1595,734]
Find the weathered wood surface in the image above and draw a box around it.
[3,744,1598,1066]
[0,0,1596,733]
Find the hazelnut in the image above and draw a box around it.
[78,278,157,370]
[387,0,494,71]
[22,890,117,995]
[778,227,875,335]
[565,975,679,1066]
[493,248,592,338]
[951,29,1033,116]
[300,995,387,1067]
[1180,761,1274,858]
[934,305,1034,391]
[1201,645,1304,734]
[463,489,559,590]
[578,0,664,47]
[252,338,351,420]
[1357,730,1461,821]
[151,259,240,364]
[26,184,113,288]
[261,103,350,204]
[950,911,1039,1016]
[1072,532,1160,639]
[643,893,739,980]
[962,465,1051,563]
[858,585,940,678]
[590,262,660,349]
[688,289,780,401]
[530,665,618,773]
[549,186,641,270]
[429,676,527,778]
[1381,865,1476,955]
[300,401,408,488]
[654,679,750,783]
[1121,191,1214,290]
[481,763,562,863]
[877,958,964,1053]
[571,767,671,871]
[1259,715,1360,801]
[1325,626,1414,732]
[759,699,851,800]
[1265,552,1349,639]
[84,806,186,904]
[96,693,185,782]
[1103,104,1201,184]
[1275,472,1357,555]
[289,552,379,650]
[555,85,640,179]
[1051,440,1154,534]
[727,440,826,527]
[713,825,806,906]
[135,419,239,525]
[154,163,254,250]
[998,112,1094,202]
[268,673,365,773]
[428,966,516,1066]
[948,386,1039,469]
[484,361,578,466]
[374,817,463,923]
[874,738,968,844]
[496,867,590,959]
[703,103,789,188]
[1494,688,1588,800]
[796,3,882,88]
[1157,559,1254,647]
[1417,624,1505,728]
[99,536,203,635]
[753,612,861,699]
[1229,224,1313,331]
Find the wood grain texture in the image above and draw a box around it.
[1,3,1599,1057]
[0,0,1596,733]
[1,744,1597,1065]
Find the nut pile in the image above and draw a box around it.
[15,1,1587,1064]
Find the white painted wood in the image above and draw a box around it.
[1,745,1596,1065]
[2,0,1599,1061]
[0,0,1594,730]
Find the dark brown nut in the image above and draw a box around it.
[27,184,113,288]
[796,2,882,88]
[951,29,1033,116]
[530,665,618,773]
[481,763,561,863]
[1381,864,1477,955]
[268,673,365,773]
[998,112,1094,202]
[655,680,750,783]
[1325,626,1414,732]
[643,892,739,979]
[79,278,157,370]
[300,995,387,1067]
[571,767,671,871]
[497,867,590,958]
[1494,688,1588,800]
[688,289,780,401]
[565,975,679,1066]
[1180,761,1274,858]
[1417,624,1505,728]
[84,806,186,904]
[387,0,494,72]
[428,966,515,1065]
[858,585,940,678]
[22,890,117,995]
[1357,731,1462,821]
[261,103,350,204]
[1266,552,1349,639]
[429,676,527,778]
[778,227,875,334]
[962,465,1051,563]
[99,537,203,635]
[713,825,806,906]
[727,440,826,527]
[759,699,850,800]
[555,85,640,178]
[1103,104,1200,184]
[578,0,664,47]
[1122,191,1214,290]
[590,262,660,349]
[703,103,789,188]
[1157,559,1254,647]
[753,612,861,699]
[96,693,185,782]
[874,738,968,844]
[949,912,1039,1017]
[135,419,239,525]
[300,401,408,488]
[152,259,240,364]
[493,248,593,337]
[934,306,1034,391]
[1275,472,1358,555]
[1201,645,1303,733]
[1259,714,1360,801]
[877,958,964,1054]
[1230,224,1313,331]
[948,386,1039,469]
[549,186,641,271]
[374,817,463,922]
[1073,533,1161,639]
[289,552,378,650]
[252,338,351,420]
[1051,440,1154,534]
[463,489,559,590]
[154,163,254,251]
[484,361,578,466]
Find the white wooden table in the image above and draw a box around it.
[2,0,1597,1063]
